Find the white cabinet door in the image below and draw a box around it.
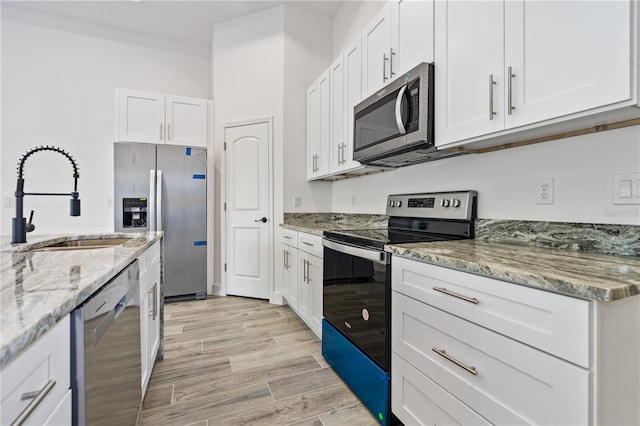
[504,0,633,128]
[362,2,394,96]
[145,264,161,390]
[165,95,208,147]
[434,1,505,146]
[308,253,323,337]
[317,69,331,177]
[343,37,364,172]
[392,0,434,75]
[117,89,165,144]
[287,247,299,311]
[329,54,346,174]
[306,82,320,180]
[298,252,311,322]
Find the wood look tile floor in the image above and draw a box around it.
[141,296,379,426]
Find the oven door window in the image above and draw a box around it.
[323,246,390,370]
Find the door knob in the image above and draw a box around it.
[254,217,268,223]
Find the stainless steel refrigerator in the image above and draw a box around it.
[114,142,207,300]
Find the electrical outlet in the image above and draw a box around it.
[613,173,640,204]
[351,195,357,207]
[3,197,15,207]
[293,195,301,208]
[536,178,554,205]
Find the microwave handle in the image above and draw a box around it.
[395,85,408,135]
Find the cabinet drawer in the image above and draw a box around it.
[392,256,591,367]
[392,292,590,425]
[1,316,70,426]
[139,240,160,282]
[281,228,298,248]
[392,353,491,426]
[298,232,323,257]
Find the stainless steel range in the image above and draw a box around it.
[321,191,477,425]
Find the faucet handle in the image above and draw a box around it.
[26,210,35,233]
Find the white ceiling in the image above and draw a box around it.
[2,1,342,54]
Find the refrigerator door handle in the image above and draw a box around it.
[156,170,163,232]
[149,169,156,231]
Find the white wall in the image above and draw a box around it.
[1,17,211,236]
[332,0,385,57]
[212,7,285,296]
[332,126,640,225]
[283,5,333,213]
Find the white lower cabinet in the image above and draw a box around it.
[0,315,71,426]
[281,229,323,338]
[391,256,640,425]
[139,241,161,396]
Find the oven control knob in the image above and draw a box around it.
[441,199,450,207]
[451,198,461,208]
[389,200,395,207]
[396,200,402,207]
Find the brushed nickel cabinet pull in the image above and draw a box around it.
[302,241,314,247]
[433,287,479,304]
[383,53,389,82]
[13,380,56,425]
[160,123,163,140]
[390,48,396,77]
[489,74,497,120]
[432,348,478,376]
[167,123,171,140]
[507,66,516,115]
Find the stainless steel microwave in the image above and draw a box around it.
[353,62,463,167]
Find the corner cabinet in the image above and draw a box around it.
[435,0,639,148]
[138,241,161,395]
[280,229,323,338]
[116,88,208,147]
[0,316,71,426]
[391,256,640,425]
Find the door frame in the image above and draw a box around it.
[220,116,274,301]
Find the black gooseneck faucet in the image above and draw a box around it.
[11,146,81,243]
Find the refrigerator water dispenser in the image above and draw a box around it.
[122,198,147,228]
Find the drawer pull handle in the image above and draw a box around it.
[302,241,314,247]
[433,287,479,304]
[13,380,56,426]
[432,348,478,376]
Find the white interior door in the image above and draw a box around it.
[225,121,271,299]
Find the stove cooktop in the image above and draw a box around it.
[323,228,467,250]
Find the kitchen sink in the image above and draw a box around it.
[31,238,132,252]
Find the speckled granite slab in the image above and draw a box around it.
[0,232,162,367]
[281,213,388,235]
[476,219,640,257]
[386,240,640,302]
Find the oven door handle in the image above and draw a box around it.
[323,239,389,264]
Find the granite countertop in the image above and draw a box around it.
[0,232,163,368]
[280,213,389,236]
[280,222,378,236]
[386,240,640,303]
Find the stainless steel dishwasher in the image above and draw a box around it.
[71,260,141,425]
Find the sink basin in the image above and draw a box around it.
[31,238,132,252]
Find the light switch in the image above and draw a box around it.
[613,173,640,205]
[620,180,633,198]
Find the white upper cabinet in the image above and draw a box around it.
[329,54,346,174]
[307,70,331,180]
[434,1,505,144]
[504,0,633,128]
[362,2,394,97]
[435,0,638,148]
[117,89,166,144]
[362,1,435,97]
[165,95,208,147]
[392,0,435,76]
[117,89,208,147]
[342,38,364,172]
